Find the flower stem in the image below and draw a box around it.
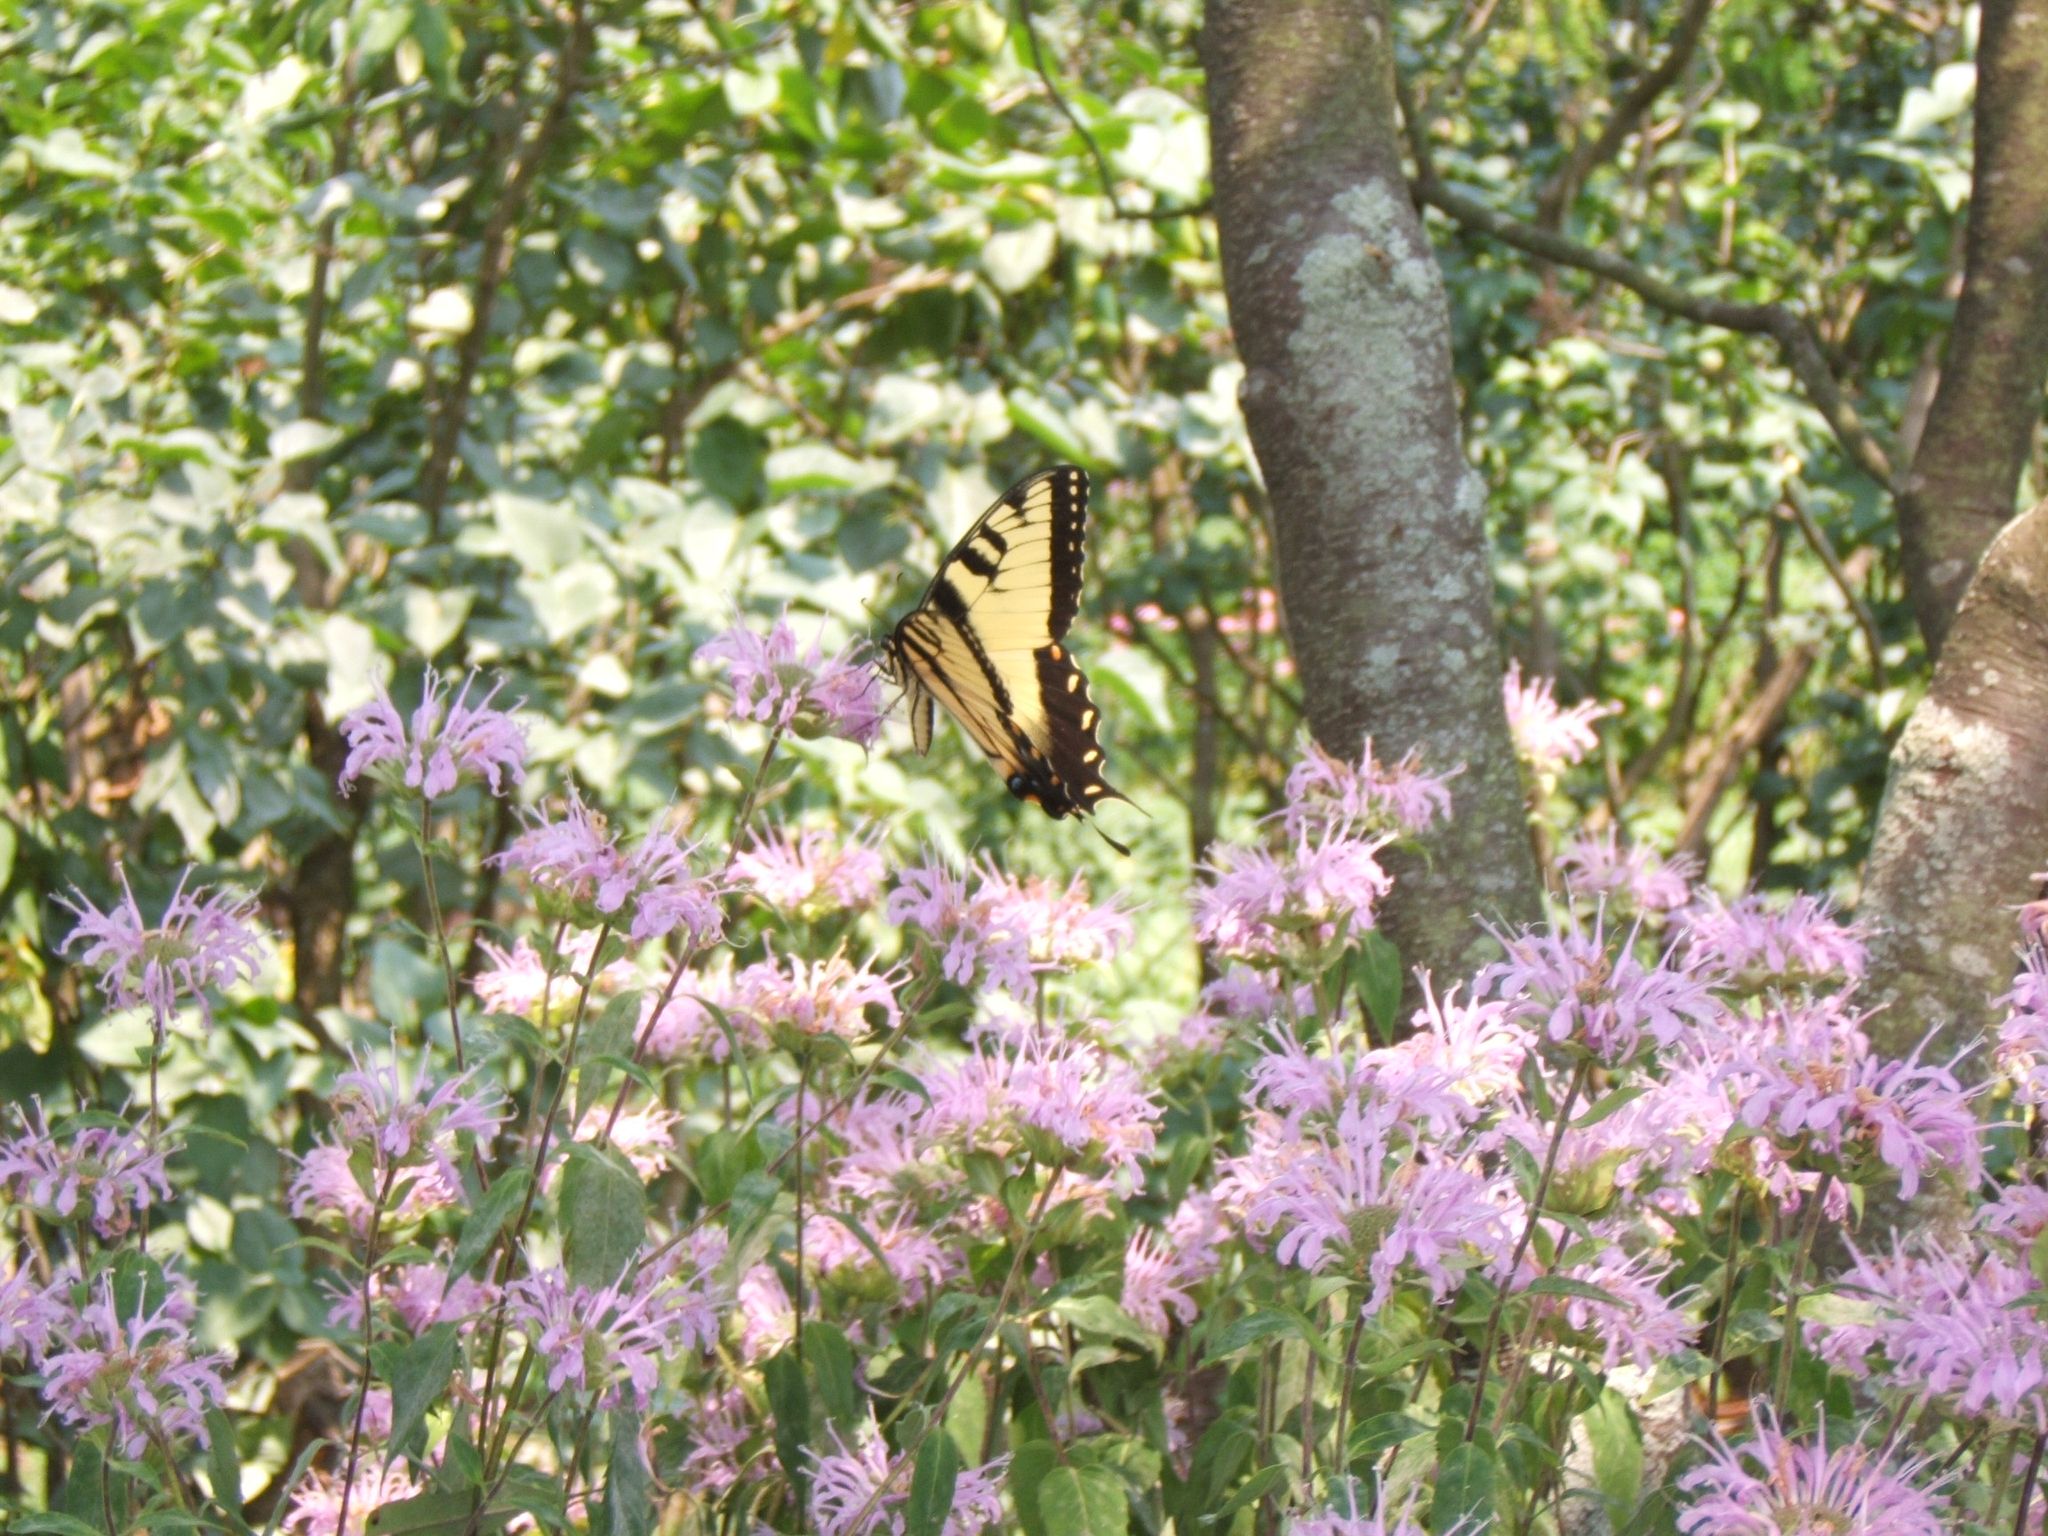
[418,797,468,1070]
[721,724,786,875]
[1332,1301,1369,1478]
[1705,1181,1746,1417]
[1464,1058,1588,1442]
[333,1164,398,1536]
[1772,1171,1832,1406]
[794,1047,809,1370]
[2012,1432,2046,1536]
[843,1165,1065,1534]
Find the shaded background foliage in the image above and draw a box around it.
[0,0,2018,1496]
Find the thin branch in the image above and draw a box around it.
[1785,486,1888,692]
[1394,71,1897,494]
[1012,0,1210,222]
[418,3,594,526]
[1535,0,1721,228]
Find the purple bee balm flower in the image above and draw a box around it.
[39,1271,231,1460]
[1243,1098,1509,1316]
[1193,831,1393,962]
[1121,1225,1199,1334]
[804,1210,958,1305]
[497,794,728,947]
[809,1414,1006,1536]
[1996,946,2048,1106]
[922,1033,1164,1181]
[1680,891,1869,985]
[1503,660,1616,776]
[728,950,902,1046]
[1533,1240,1700,1372]
[0,1103,173,1238]
[58,869,266,1038]
[337,668,528,800]
[1677,1405,1948,1536]
[886,856,1037,995]
[733,823,888,913]
[697,613,885,747]
[506,1230,730,1409]
[291,1057,506,1233]
[1724,1009,1981,1199]
[1288,1485,1437,1536]
[975,860,1135,970]
[1284,733,1459,838]
[1556,828,1698,914]
[470,931,637,1022]
[1377,974,1533,1108]
[1482,911,1724,1067]
[0,1262,64,1362]
[283,1461,425,1536]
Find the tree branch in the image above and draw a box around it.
[417,5,593,527]
[1395,71,1897,494]
[1013,0,1210,222]
[1535,0,1721,228]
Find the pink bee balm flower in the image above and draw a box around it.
[697,613,885,746]
[0,1102,172,1238]
[337,668,528,800]
[682,1386,759,1496]
[975,860,1135,970]
[1243,1099,1508,1317]
[1724,1010,1981,1200]
[1193,831,1393,961]
[1557,828,1698,914]
[1996,947,2048,1106]
[1283,733,1459,837]
[39,1272,231,1459]
[505,1231,730,1408]
[1503,660,1616,776]
[497,794,728,947]
[1681,892,1868,984]
[728,950,901,1046]
[471,931,638,1021]
[0,1262,63,1361]
[59,869,266,1037]
[733,824,888,913]
[808,1414,1006,1536]
[1376,974,1533,1107]
[283,1460,425,1536]
[1482,912,1723,1067]
[886,856,1036,995]
[803,1210,958,1304]
[1121,1226,1199,1334]
[1288,1485,1436,1536]
[1677,1405,1946,1536]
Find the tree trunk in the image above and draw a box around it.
[1201,0,1544,983]
[1896,0,2048,655]
[1861,499,2048,1064]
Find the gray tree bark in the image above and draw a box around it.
[1862,499,2048,1064]
[1897,0,2048,655]
[1201,0,1544,983]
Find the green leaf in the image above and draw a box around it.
[368,1489,515,1533]
[559,1142,646,1289]
[1010,1440,1059,1536]
[1037,1465,1128,1536]
[764,1346,811,1501]
[573,991,646,1124]
[450,1169,529,1279]
[205,1406,253,1533]
[601,1409,655,1536]
[1432,1440,1497,1534]
[904,1429,962,1536]
[1583,1387,1643,1521]
[805,1321,861,1426]
[1355,929,1404,1038]
[388,1324,460,1459]
[1573,1082,1650,1130]
[1525,1275,1623,1306]
[1204,1308,1311,1361]
[12,1517,106,1536]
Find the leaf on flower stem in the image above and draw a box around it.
[449,1169,529,1279]
[804,1321,860,1426]
[204,1406,253,1534]
[1432,1439,1499,1535]
[1038,1464,1130,1536]
[388,1324,459,1462]
[763,1346,811,1504]
[1583,1387,1644,1522]
[572,991,645,1124]
[559,1143,646,1290]
[600,1408,655,1536]
[904,1429,962,1536]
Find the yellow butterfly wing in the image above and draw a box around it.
[887,466,1125,824]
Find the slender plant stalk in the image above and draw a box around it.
[839,1166,1065,1535]
[794,1048,809,1369]
[1332,1301,1369,1478]
[1990,1429,2022,1531]
[333,1164,399,1536]
[1705,1181,1746,1416]
[418,797,469,1069]
[1299,1331,1318,1485]
[1465,1059,1589,1441]
[2013,1432,2047,1536]
[1772,1171,1832,1405]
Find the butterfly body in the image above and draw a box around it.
[884,466,1127,833]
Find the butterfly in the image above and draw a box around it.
[882,466,1131,852]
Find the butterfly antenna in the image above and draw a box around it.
[1091,821,1132,857]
